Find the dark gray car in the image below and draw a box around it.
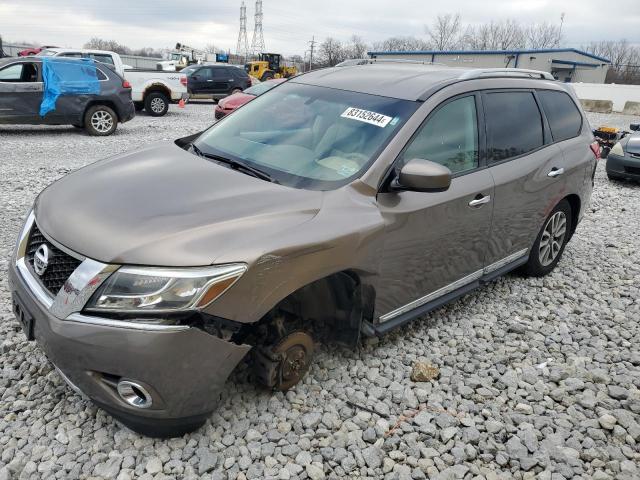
[0,57,135,135]
[606,124,640,181]
[9,64,598,437]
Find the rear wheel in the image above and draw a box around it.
[522,200,572,277]
[260,71,275,82]
[84,105,117,136]
[231,88,242,94]
[144,92,169,117]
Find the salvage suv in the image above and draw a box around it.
[10,63,598,437]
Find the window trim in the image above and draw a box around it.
[383,92,485,189]
[480,88,550,167]
[535,88,584,144]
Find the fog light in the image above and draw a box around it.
[117,380,153,409]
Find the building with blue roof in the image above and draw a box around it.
[367,48,611,83]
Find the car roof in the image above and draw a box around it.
[41,48,116,55]
[291,63,557,101]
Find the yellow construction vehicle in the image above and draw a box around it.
[245,53,298,82]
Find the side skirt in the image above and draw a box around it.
[363,253,529,337]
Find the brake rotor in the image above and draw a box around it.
[271,331,315,391]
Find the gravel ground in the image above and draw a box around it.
[1,107,639,480]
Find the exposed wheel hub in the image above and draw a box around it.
[254,331,314,391]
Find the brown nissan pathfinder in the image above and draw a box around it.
[10,63,598,436]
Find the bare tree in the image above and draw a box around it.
[525,22,562,49]
[372,36,430,52]
[345,35,368,59]
[318,37,346,67]
[84,38,131,55]
[425,14,463,51]
[464,20,525,50]
[583,40,640,84]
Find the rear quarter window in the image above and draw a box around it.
[538,90,583,142]
[484,91,544,163]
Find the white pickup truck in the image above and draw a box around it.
[37,48,189,116]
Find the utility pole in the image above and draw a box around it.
[236,1,249,62]
[250,0,266,56]
[308,36,316,72]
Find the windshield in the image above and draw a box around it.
[194,82,418,190]
[243,80,282,97]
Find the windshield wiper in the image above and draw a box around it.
[190,144,275,183]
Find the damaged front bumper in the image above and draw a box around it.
[8,213,251,437]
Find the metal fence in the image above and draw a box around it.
[2,44,163,69]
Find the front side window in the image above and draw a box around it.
[484,91,544,162]
[538,90,582,142]
[0,63,38,82]
[399,96,478,174]
[194,82,418,190]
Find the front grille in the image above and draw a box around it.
[26,225,82,295]
[625,166,640,175]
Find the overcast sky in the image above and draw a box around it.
[1,0,639,56]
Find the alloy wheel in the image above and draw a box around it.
[150,97,166,114]
[91,110,114,133]
[538,211,567,267]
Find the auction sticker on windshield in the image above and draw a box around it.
[341,107,392,128]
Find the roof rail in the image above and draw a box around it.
[458,68,555,81]
[370,58,447,67]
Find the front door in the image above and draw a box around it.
[375,94,494,324]
[482,90,568,266]
[0,61,43,122]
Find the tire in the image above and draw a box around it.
[607,173,622,182]
[522,200,572,277]
[260,71,275,82]
[144,92,169,117]
[84,105,118,136]
[134,102,144,112]
[231,88,242,95]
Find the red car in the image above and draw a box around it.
[215,78,286,119]
[18,45,58,56]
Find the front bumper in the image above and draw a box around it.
[606,153,640,180]
[8,215,251,435]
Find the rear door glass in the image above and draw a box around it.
[538,90,583,142]
[484,91,544,162]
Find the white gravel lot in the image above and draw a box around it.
[1,106,639,480]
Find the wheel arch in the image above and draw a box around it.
[83,100,119,123]
[563,193,581,238]
[143,83,171,100]
[252,269,375,349]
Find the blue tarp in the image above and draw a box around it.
[40,57,100,117]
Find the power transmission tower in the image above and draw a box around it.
[308,36,316,71]
[236,1,249,60]
[250,0,266,56]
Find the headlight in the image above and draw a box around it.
[86,264,246,313]
[611,142,624,156]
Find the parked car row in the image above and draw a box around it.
[0,47,261,135]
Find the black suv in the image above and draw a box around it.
[0,57,134,135]
[184,64,252,100]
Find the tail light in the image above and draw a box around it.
[180,75,187,86]
[122,80,132,89]
[589,142,601,160]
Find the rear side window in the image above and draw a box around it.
[484,91,544,162]
[89,54,115,66]
[538,90,582,142]
[96,69,108,81]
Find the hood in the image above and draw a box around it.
[219,93,254,110]
[35,142,322,266]
[624,133,640,155]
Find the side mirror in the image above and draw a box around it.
[394,158,452,192]
[630,124,640,132]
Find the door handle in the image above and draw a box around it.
[207,80,213,82]
[547,167,565,178]
[469,194,491,208]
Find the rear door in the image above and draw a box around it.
[483,89,568,267]
[0,61,43,121]
[375,94,495,323]
[211,67,233,96]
